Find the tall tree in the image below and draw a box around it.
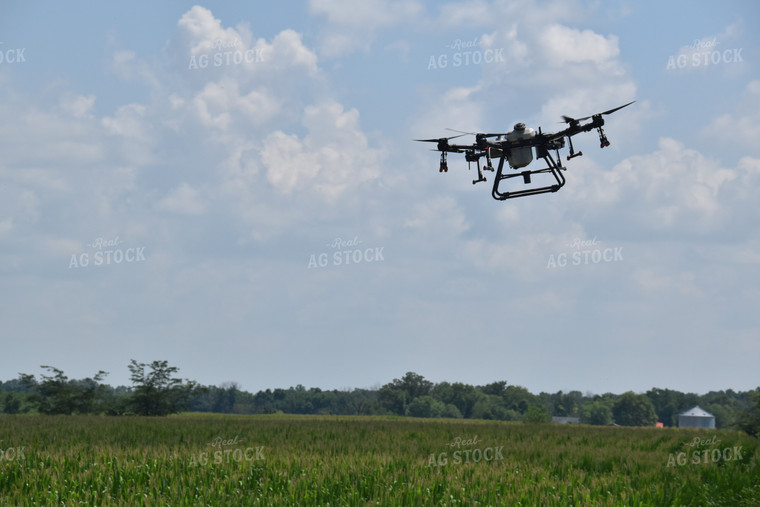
[128,360,198,416]
[613,391,658,426]
[19,366,108,415]
[734,390,760,438]
[378,372,433,416]
[432,382,480,418]
[581,400,613,425]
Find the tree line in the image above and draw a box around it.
[1,364,758,436]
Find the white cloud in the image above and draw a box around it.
[567,138,760,238]
[539,24,620,67]
[102,104,148,139]
[703,80,760,149]
[403,196,468,236]
[309,0,424,57]
[192,79,281,131]
[58,94,96,118]
[261,100,384,201]
[177,5,244,56]
[158,183,206,215]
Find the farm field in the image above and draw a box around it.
[0,414,758,505]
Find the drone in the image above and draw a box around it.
[416,101,634,200]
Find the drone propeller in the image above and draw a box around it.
[445,128,476,136]
[445,128,506,139]
[414,133,468,143]
[560,100,636,124]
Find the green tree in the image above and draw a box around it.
[407,396,446,418]
[581,400,613,425]
[479,381,508,397]
[1,391,24,414]
[471,394,512,420]
[441,403,463,419]
[19,366,108,415]
[613,391,658,426]
[523,405,551,423]
[394,372,433,399]
[378,372,433,416]
[128,360,198,416]
[734,390,760,438]
[549,390,583,417]
[646,388,684,427]
[378,383,407,415]
[502,385,536,414]
[431,382,480,418]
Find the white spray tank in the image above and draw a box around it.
[505,122,535,169]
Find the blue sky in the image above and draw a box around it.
[1,0,758,396]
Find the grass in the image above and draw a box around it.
[0,414,757,505]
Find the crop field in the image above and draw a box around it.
[0,414,758,506]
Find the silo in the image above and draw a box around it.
[678,405,716,429]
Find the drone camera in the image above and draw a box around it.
[521,171,531,184]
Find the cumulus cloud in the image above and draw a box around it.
[309,0,424,57]
[539,24,620,67]
[566,138,760,239]
[158,183,206,215]
[703,80,760,150]
[260,100,384,201]
[403,196,469,237]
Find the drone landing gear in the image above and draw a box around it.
[597,126,610,148]
[466,151,494,185]
[567,136,583,161]
[439,152,448,172]
[491,152,566,200]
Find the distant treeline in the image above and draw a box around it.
[1,364,758,434]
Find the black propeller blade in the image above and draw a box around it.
[414,133,468,143]
[414,133,471,152]
[560,100,635,124]
[445,128,506,139]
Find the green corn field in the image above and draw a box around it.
[0,414,757,505]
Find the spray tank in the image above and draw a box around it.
[505,122,535,169]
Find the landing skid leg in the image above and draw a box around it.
[491,153,566,200]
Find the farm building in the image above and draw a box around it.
[677,405,715,429]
